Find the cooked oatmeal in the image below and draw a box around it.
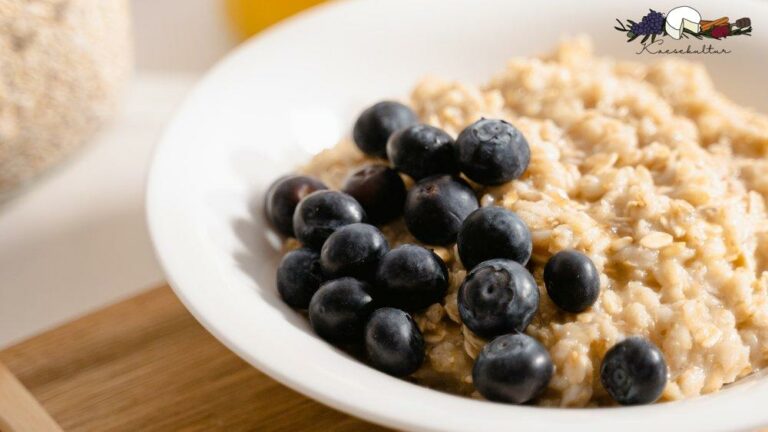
[289,38,768,407]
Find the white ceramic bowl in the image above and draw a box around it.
[147,0,768,430]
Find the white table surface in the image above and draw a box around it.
[0,0,237,347]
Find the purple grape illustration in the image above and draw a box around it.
[630,9,665,35]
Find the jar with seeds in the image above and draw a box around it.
[0,0,132,202]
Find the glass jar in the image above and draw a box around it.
[0,0,133,202]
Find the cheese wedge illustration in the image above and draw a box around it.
[665,6,702,39]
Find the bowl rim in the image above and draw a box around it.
[146,0,768,430]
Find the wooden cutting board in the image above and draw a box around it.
[0,286,391,431]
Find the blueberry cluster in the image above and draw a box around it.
[265,100,668,406]
[630,9,665,35]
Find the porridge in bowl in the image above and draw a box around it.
[264,38,768,407]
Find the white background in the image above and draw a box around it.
[0,0,237,347]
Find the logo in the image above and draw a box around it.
[615,7,752,54]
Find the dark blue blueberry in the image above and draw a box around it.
[365,308,424,376]
[342,164,406,225]
[353,101,418,158]
[600,337,668,405]
[374,244,449,311]
[264,175,327,236]
[308,277,375,343]
[456,118,530,185]
[276,247,324,309]
[320,223,389,280]
[386,124,458,180]
[404,175,479,245]
[458,259,539,338]
[457,206,532,270]
[472,333,553,404]
[544,250,601,313]
[293,190,366,249]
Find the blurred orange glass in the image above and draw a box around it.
[225,0,327,39]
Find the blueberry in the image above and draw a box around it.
[308,277,375,343]
[456,118,530,185]
[353,101,418,158]
[544,250,601,313]
[342,164,406,225]
[404,175,479,245]
[276,247,324,309]
[293,190,366,249]
[374,244,449,311]
[387,124,458,180]
[457,206,532,270]
[320,223,389,280]
[265,175,327,236]
[365,307,424,376]
[458,259,539,338]
[472,333,553,404]
[600,337,668,405]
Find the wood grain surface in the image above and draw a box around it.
[0,286,391,431]
[0,362,62,432]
